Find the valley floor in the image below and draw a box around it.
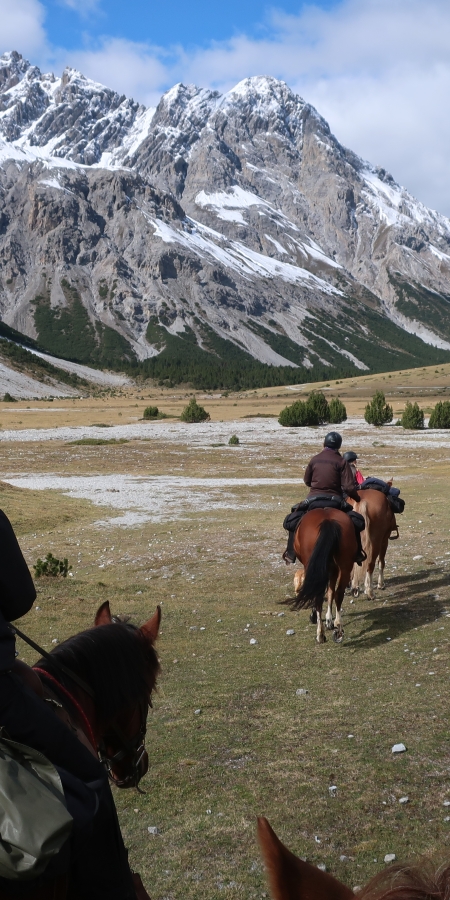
[2,411,450,898]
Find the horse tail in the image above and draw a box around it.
[358,498,371,563]
[287,520,341,610]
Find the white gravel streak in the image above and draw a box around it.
[2,474,299,526]
[0,417,448,449]
[1,417,448,527]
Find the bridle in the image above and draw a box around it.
[98,695,151,790]
[14,624,152,790]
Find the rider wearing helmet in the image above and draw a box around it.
[0,509,146,899]
[342,450,365,486]
[303,432,366,564]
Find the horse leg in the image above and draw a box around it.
[364,558,376,600]
[377,534,390,589]
[351,562,360,597]
[325,585,334,630]
[316,603,326,644]
[332,585,346,643]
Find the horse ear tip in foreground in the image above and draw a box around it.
[258,817,450,900]
[94,601,161,643]
[257,816,354,900]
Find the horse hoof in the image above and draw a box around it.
[352,588,359,598]
[333,628,344,644]
[316,634,326,644]
[310,611,318,625]
[326,619,334,630]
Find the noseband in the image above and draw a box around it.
[98,696,150,790]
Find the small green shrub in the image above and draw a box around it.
[228,434,239,445]
[34,553,72,578]
[429,400,450,428]
[400,401,424,429]
[328,397,347,424]
[3,393,16,403]
[180,398,210,423]
[364,391,393,426]
[143,406,159,419]
[278,400,318,427]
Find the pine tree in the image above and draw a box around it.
[364,391,393,426]
[429,400,450,428]
[400,401,424,429]
[278,400,319,427]
[180,398,210,422]
[328,397,347,424]
[305,391,330,424]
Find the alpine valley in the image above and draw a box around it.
[1,49,450,389]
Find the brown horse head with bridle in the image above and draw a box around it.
[258,816,450,900]
[33,601,161,789]
[284,508,356,644]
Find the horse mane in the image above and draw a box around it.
[36,621,160,723]
[358,859,450,900]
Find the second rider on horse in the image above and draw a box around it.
[283,431,366,565]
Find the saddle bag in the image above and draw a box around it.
[387,495,405,515]
[0,728,72,880]
[283,501,309,533]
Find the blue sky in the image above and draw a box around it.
[2,0,450,215]
[42,0,340,51]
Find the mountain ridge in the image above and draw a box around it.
[1,50,450,388]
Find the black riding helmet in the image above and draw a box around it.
[323,431,342,450]
[343,451,358,462]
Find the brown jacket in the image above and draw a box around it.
[304,448,359,500]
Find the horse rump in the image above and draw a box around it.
[284,519,342,611]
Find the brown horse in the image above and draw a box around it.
[286,508,356,644]
[1,602,161,900]
[258,816,450,900]
[347,489,396,600]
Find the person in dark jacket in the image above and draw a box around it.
[0,508,144,899]
[283,432,366,564]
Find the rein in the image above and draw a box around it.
[33,667,97,752]
[13,625,94,699]
[13,624,149,789]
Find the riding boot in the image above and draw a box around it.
[282,531,296,564]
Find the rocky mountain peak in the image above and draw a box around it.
[1,51,450,388]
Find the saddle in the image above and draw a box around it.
[283,495,351,533]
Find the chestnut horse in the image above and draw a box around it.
[1,602,161,900]
[258,816,450,900]
[286,508,356,644]
[347,489,397,600]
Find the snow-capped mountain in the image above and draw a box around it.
[1,50,450,384]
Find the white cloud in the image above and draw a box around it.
[0,0,48,58]
[59,0,102,13]
[6,0,450,214]
[59,38,169,106]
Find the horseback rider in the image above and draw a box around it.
[342,450,364,486]
[0,509,147,899]
[283,432,366,564]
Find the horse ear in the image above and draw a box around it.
[140,606,161,644]
[95,601,113,626]
[257,817,355,900]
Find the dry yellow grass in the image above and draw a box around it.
[1,360,450,429]
[1,364,450,898]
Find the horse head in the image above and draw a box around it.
[93,601,161,789]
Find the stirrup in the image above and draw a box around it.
[389,527,399,540]
[282,550,296,565]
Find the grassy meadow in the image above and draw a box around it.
[1,368,450,898]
